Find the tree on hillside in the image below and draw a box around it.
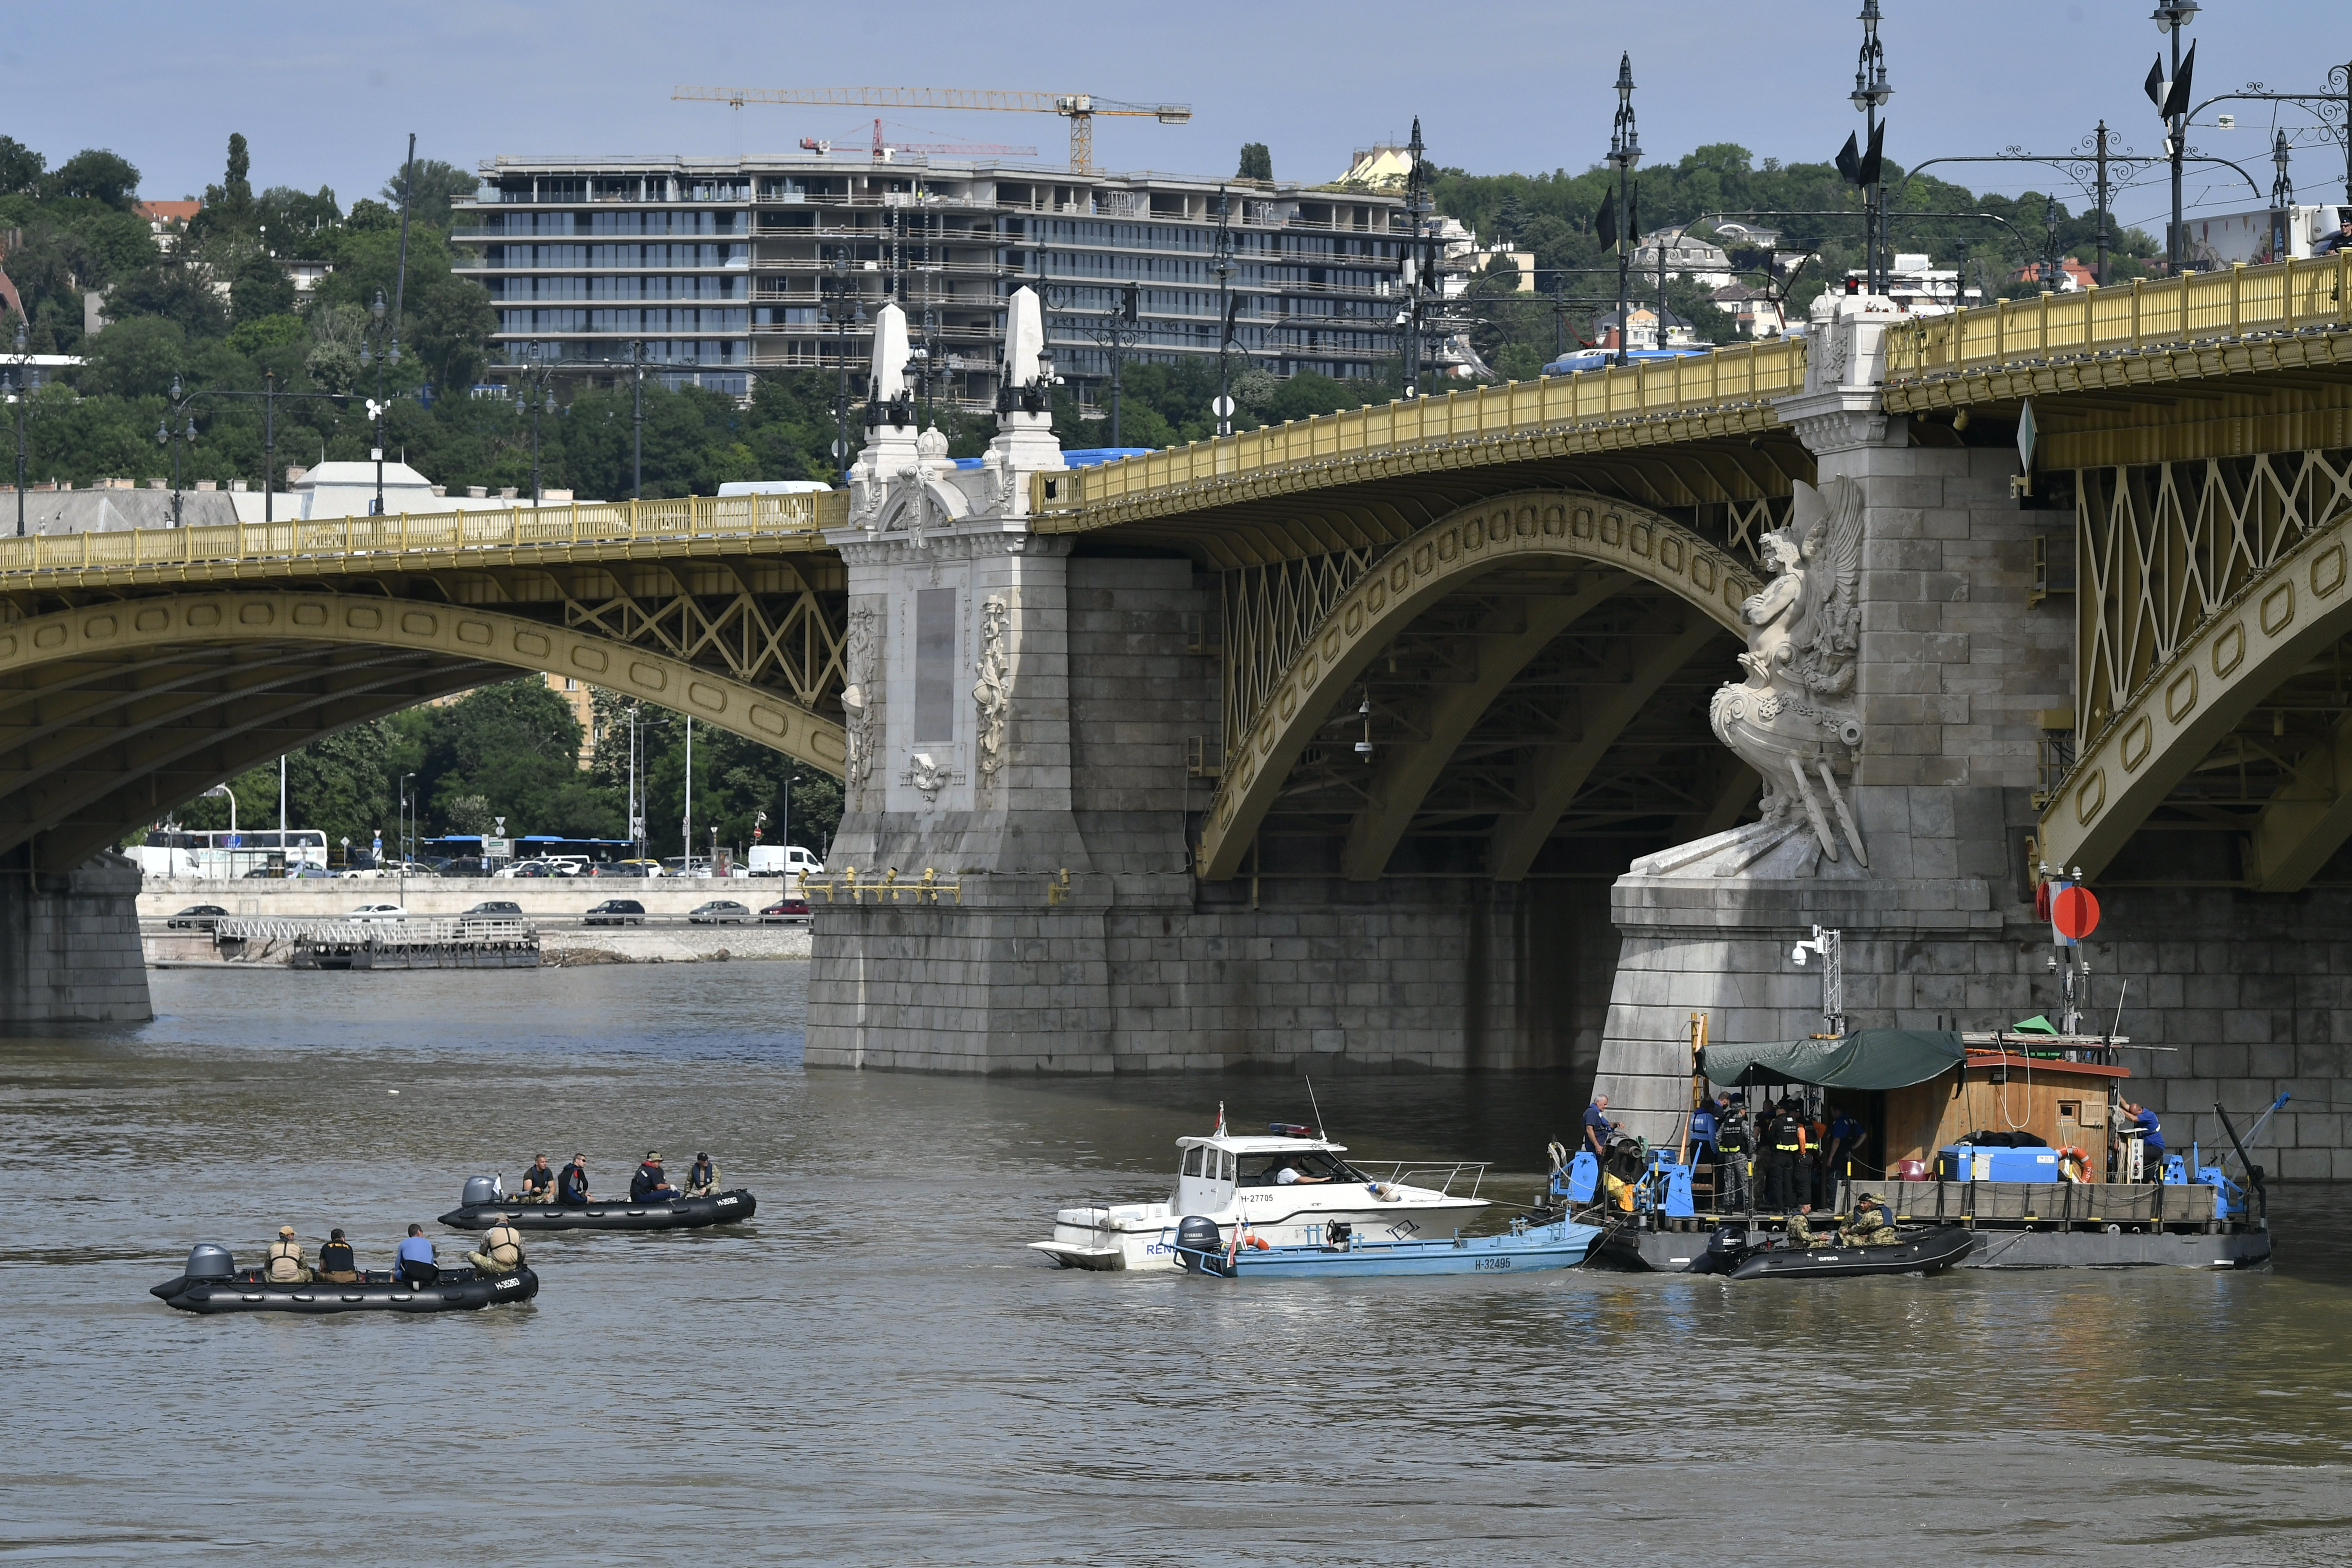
[381,159,479,229]
[41,149,140,208]
[0,136,44,196]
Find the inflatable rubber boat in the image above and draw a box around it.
[1722,1224,1974,1280]
[150,1244,539,1314]
[438,1176,756,1232]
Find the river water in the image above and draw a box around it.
[5,964,2349,1566]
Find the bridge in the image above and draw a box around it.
[5,261,2349,1179]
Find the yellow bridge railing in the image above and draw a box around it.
[0,490,849,578]
[1885,253,2352,379]
[1032,335,1809,517]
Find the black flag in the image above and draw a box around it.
[1859,120,1885,188]
[1595,189,1618,253]
[2144,55,2165,110]
[1222,291,1241,347]
[1837,131,1863,186]
[1625,185,1638,246]
[2161,41,2197,120]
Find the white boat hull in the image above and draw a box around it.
[1031,1194,1489,1273]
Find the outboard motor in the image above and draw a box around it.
[184,1241,236,1280]
[1701,1224,1755,1276]
[1173,1215,1227,1276]
[461,1175,501,1208]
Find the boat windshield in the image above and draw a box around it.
[1235,1151,1365,1187]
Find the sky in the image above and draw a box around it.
[9,2,2351,237]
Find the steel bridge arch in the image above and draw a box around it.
[2044,517,2352,886]
[1196,491,1761,881]
[0,591,845,868]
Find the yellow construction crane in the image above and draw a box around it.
[672,85,1191,173]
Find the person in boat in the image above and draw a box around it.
[317,1228,359,1284]
[685,1152,720,1198]
[1839,1193,1899,1247]
[264,1225,313,1285]
[557,1154,591,1206]
[1581,1096,1617,1165]
[394,1224,440,1288]
[1274,1158,1332,1186]
[519,1154,557,1203]
[631,1152,681,1203]
[1713,1095,1752,1213]
[466,1219,526,1277]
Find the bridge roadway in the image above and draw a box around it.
[6,259,2352,1179]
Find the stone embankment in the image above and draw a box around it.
[143,920,811,968]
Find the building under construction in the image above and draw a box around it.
[453,152,1418,407]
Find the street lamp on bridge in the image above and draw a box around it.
[1850,0,1895,295]
[2151,0,2200,273]
[8,321,33,537]
[1607,54,1640,368]
[357,290,400,517]
[155,376,199,528]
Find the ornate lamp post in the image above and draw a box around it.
[1608,56,1641,367]
[1851,0,1895,294]
[824,249,865,476]
[357,289,400,516]
[2152,0,2200,272]
[155,376,199,527]
[7,321,32,537]
[2272,128,2296,261]
[1212,188,1237,434]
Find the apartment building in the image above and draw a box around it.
[452,154,1416,404]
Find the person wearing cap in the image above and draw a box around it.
[557,1154,591,1206]
[685,1152,720,1198]
[1839,1192,1899,1247]
[519,1154,557,1204]
[264,1225,312,1285]
[2317,210,2352,255]
[394,1224,440,1288]
[631,1152,681,1204]
[466,1218,526,1277]
[1713,1094,1752,1213]
[317,1228,359,1283]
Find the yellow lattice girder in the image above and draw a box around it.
[1195,492,1758,881]
[2040,522,2352,879]
[0,592,847,776]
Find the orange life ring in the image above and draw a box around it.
[2055,1144,2091,1182]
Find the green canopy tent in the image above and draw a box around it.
[1698,1029,1965,1092]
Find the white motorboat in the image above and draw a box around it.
[1029,1116,1492,1272]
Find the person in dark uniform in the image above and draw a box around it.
[317,1228,359,1283]
[557,1154,591,1206]
[1714,1096,1752,1212]
[1581,1096,1617,1166]
[1764,1098,1813,1213]
[631,1152,681,1203]
[685,1152,720,1198]
[519,1154,556,1203]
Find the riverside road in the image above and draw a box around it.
[4,965,2349,1565]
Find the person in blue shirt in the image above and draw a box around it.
[1824,1107,1868,1203]
[394,1224,439,1288]
[2123,1101,2165,1180]
[631,1152,681,1204]
[1581,1097,1617,1163]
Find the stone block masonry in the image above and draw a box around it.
[2,852,152,1025]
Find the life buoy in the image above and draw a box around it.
[2034,879,2053,921]
[1247,1235,1271,1250]
[2055,1145,2091,1183]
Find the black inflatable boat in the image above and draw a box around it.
[438,1178,756,1233]
[1724,1225,1974,1281]
[151,1245,539,1315]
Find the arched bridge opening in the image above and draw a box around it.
[0,558,847,872]
[1197,492,1765,883]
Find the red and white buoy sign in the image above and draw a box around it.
[2050,884,2101,942]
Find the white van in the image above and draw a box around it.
[748,844,825,878]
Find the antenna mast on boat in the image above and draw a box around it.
[1305,1078,1326,1141]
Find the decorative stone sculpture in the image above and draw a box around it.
[905,751,949,802]
[1708,476,1869,865]
[839,607,877,799]
[973,594,1013,784]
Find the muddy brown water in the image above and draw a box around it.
[5,965,2348,1565]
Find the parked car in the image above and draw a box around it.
[591,861,650,877]
[758,896,811,925]
[166,904,229,930]
[583,898,647,927]
[688,899,750,925]
[348,903,408,922]
[340,867,388,879]
[463,900,524,917]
